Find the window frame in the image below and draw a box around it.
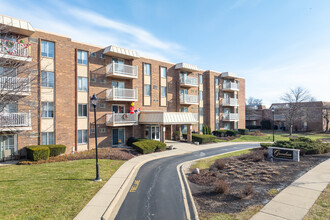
[41,102,54,118]
[161,86,166,98]
[160,66,167,78]
[144,63,151,76]
[77,50,88,65]
[199,91,203,101]
[41,40,54,58]
[144,84,151,97]
[41,71,54,88]
[199,74,203,84]
[78,130,88,144]
[78,104,88,117]
[41,132,54,145]
[78,77,88,91]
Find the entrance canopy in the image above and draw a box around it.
[139,111,198,125]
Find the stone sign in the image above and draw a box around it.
[268,147,300,162]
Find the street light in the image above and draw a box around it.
[271,107,275,142]
[91,94,101,181]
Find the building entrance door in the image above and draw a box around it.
[0,135,17,161]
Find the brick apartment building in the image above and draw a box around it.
[0,15,245,161]
[246,102,330,132]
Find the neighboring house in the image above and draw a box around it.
[245,102,330,132]
[245,105,266,128]
[0,15,245,161]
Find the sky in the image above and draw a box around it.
[1,0,329,106]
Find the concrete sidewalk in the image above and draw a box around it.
[74,141,261,220]
[251,158,330,220]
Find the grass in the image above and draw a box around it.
[199,205,263,220]
[191,148,253,170]
[0,159,124,219]
[304,183,330,220]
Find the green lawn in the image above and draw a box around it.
[0,159,124,219]
[304,183,330,220]
[191,148,253,170]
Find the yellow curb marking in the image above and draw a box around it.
[129,180,140,192]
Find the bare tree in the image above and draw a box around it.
[281,87,313,136]
[246,97,263,105]
[323,108,330,132]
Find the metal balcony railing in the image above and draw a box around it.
[106,113,138,126]
[180,76,198,86]
[106,63,138,78]
[106,88,138,101]
[222,98,238,106]
[0,112,31,127]
[0,39,30,58]
[0,77,31,94]
[223,113,239,121]
[223,82,239,91]
[180,94,198,104]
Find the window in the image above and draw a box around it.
[144,63,151,76]
[100,103,106,109]
[77,50,88,65]
[160,67,166,78]
[216,90,219,100]
[100,54,105,59]
[199,74,203,84]
[199,107,203,117]
[78,130,88,144]
[41,132,54,145]
[161,86,166,98]
[216,107,219,116]
[0,67,16,77]
[215,77,219,85]
[78,77,88,91]
[216,123,220,130]
[199,91,203,100]
[78,104,87,117]
[90,52,96,57]
[144,85,150,96]
[41,102,54,118]
[41,71,54,88]
[200,124,203,133]
[41,41,54,58]
[100,128,106,133]
[90,127,95,134]
[181,107,188,112]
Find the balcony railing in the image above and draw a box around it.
[180,76,198,87]
[0,112,31,128]
[246,115,259,120]
[223,82,239,91]
[180,94,198,105]
[106,88,138,101]
[274,115,286,121]
[0,77,31,95]
[0,39,31,61]
[106,63,138,78]
[223,113,239,121]
[106,113,138,126]
[222,98,238,106]
[193,113,199,121]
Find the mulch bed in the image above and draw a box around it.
[187,149,330,214]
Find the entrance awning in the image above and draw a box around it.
[139,111,198,125]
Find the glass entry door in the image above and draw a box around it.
[113,58,125,73]
[112,128,125,146]
[145,125,160,141]
[0,135,17,161]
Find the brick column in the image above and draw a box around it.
[161,125,166,143]
[187,124,192,142]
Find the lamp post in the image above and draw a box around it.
[91,94,101,181]
[271,107,275,142]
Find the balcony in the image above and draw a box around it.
[106,88,138,101]
[180,76,198,87]
[246,115,259,120]
[180,94,198,105]
[0,77,31,95]
[222,98,239,106]
[106,63,138,79]
[222,82,239,91]
[0,39,32,62]
[0,111,32,131]
[193,113,199,121]
[223,113,239,121]
[274,114,286,121]
[106,113,138,126]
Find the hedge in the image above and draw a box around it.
[226,130,239,137]
[192,134,216,144]
[132,139,166,154]
[48,145,66,157]
[126,137,137,146]
[212,130,227,137]
[246,125,262,130]
[26,146,50,161]
[260,143,273,149]
[238,129,249,135]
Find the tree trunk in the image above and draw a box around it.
[290,124,293,136]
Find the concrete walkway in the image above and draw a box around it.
[74,141,261,220]
[0,160,18,167]
[251,158,330,220]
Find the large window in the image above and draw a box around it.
[199,91,203,100]
[41,102,54,118]
[41,132,54,145]
[41,71,54,88]
[78,130,88,144]
[144,84,150,96]
[77,50,88,65]
[199,107,203,117]
[144,63,151,76]
[160,67,166,78]
[78,77,88,91]
[78,104,87,117]
[216,107,219,116]
[215,77,219,85]
[161,86,166,98]
[41,41,54,58]
[199,74,203,84]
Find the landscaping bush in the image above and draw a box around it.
[226,130,238,137]
[132,139,166,154]
[203,125,206,135]
[126,137,137,146]
[207,126,211,135]
[246,125,261,130]
[26,146,50,161]
[261,119,271,129]
[260,143,273,149]
[214,159,226,170]
[238,129,249,135]
[212,130,227,137]
[250,151,264,162]
[192,134,216,144]
[48,145,66,157]
[214,180,230,194]
[273,138,330,155]
[237,184,254,199]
